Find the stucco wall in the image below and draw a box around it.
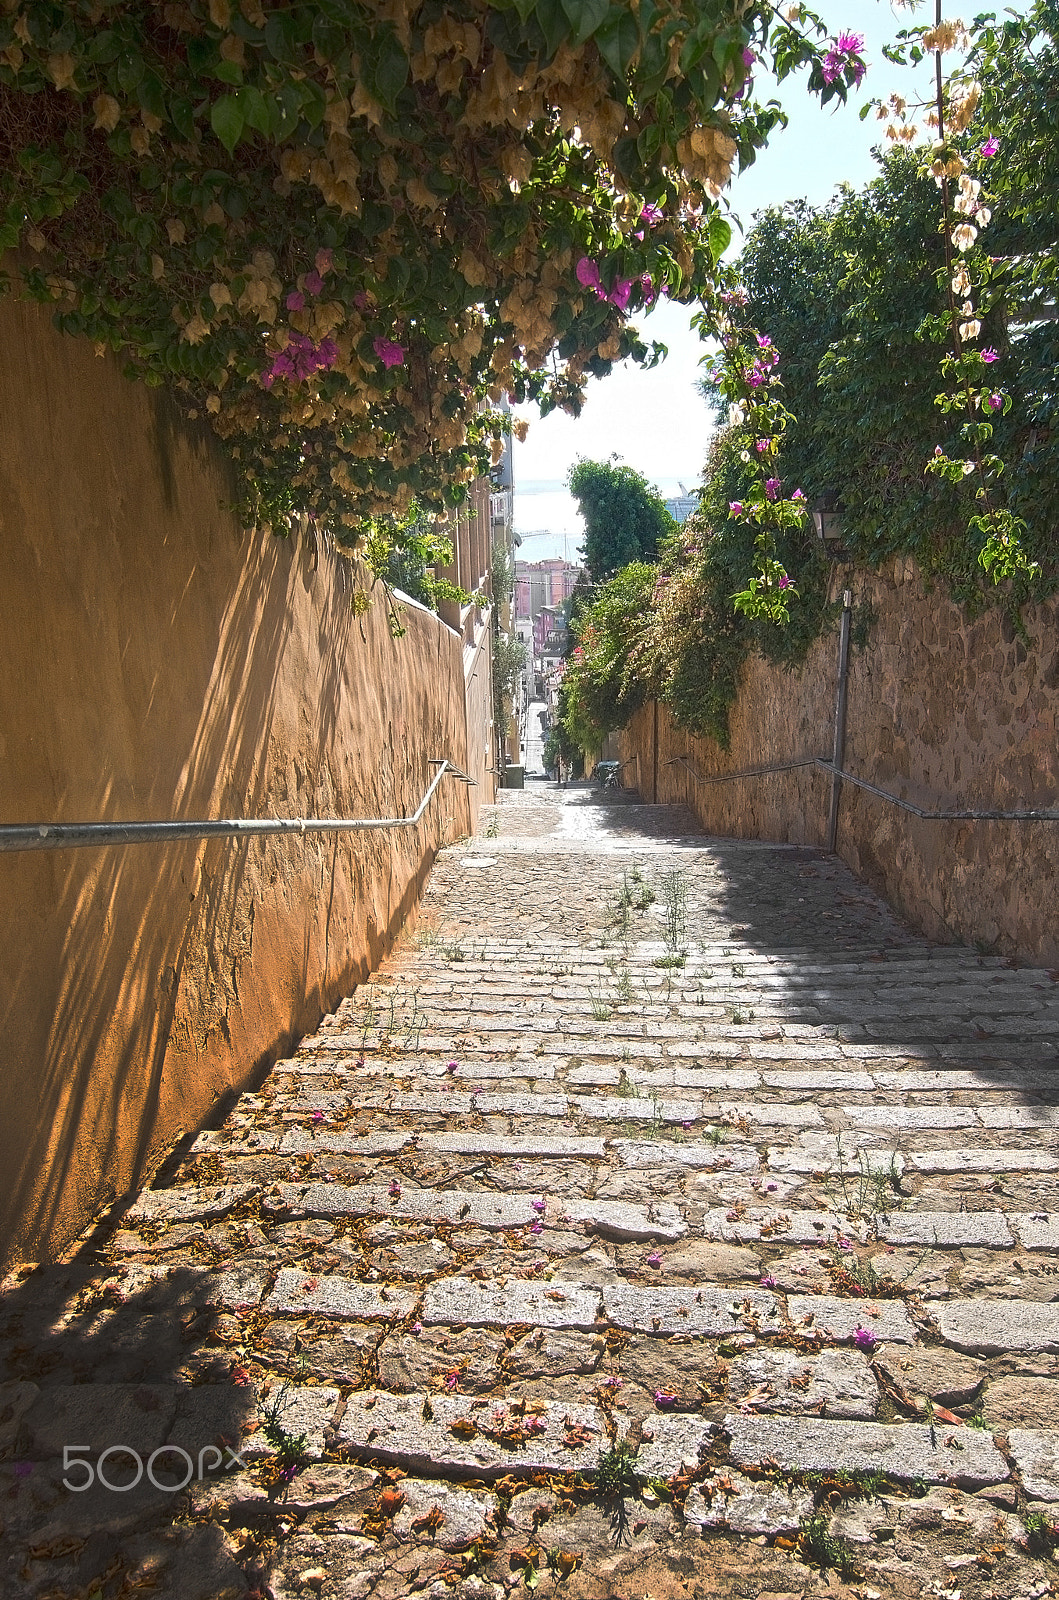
[0,295,477,1267]
[622,562,1059,966]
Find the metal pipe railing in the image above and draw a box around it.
[0,759,475,854]
[664,752,1059,823]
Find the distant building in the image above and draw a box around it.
[514,558,582,620]
[666,494,699,524]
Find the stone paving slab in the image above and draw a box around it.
[1008,1429,1059,1500]
[603,1282,783,1336]
[632,1414,715,1479]
[266,1269,419,1321]
[125,1183,259,1223]
[422,1278,602,1329]
[701,1209,869,1245]
[934,1300,1059,1354]
[875,1209,1014,1248]
[723,1413,1009,1486]
[908,1148,1059,1174]
[728,1346,879,1419]
[684,1471,814,1535]
[786,1295,917,1345]
[335,1391,604,1476]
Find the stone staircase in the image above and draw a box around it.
[3,783,1059,1600]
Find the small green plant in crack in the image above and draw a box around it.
[653,953,686,969]
[615,965,633,1004]
[485,812,500,839]
[658,867,689,966]
[260,1383,310,1485]
[1024,1509,1059,1556]
[832,1140,906,1220]
[797,1513,862,1580]
[705,1124,726,1145]
[590,990,612,1022]
[595,1441,639,1545]
[443,941,467,962]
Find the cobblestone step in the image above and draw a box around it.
[7,788,1059,1599]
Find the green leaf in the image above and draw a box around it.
[210,94,244,154]
[534,0,569,59]
[372,35,408,112]
[560,0,609,46]
[594,8,639,77]
[237,85,270,134]
[708,213,731,265]
[213,58,243,85]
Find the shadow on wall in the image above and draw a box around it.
[0,296,470,1267]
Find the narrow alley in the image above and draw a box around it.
[4,782,1059,1600]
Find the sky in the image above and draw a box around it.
[512,0,939,561]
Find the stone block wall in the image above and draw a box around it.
[621,563,1058,966]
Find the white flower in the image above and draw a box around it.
[952,223,978,252]
[959,319,982,340]
[951,267,971,294]
[974,205,992,226]
[729,404,746,426]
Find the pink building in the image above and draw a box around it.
[514,559,582,620]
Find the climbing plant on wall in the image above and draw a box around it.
[0,0,864,573]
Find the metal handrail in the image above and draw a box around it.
[664,752,1058,822]
[0,759,475,854]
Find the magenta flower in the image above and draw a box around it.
[756,333,773,349]
[765,478,780,500]
[576,257,602,291]
[373,336,405,369]
[778,574,792,590]
[602,1374,623,1390]
[389,1179,402,1198]
[609,277,633,311]
[729,501,743,517]
[755,439,770,452]
[530,1219,543,1234]
[654,1390,679,1408]
[446,1060,459,1075]
[640,203,663,226]
[760,1274,777,1289]
[853,1326,876,1351]
[837,30,864,53]
[681,1119,694,1130]
[791,488,806,501]
[765,1181,778,1192]
[646,1250,662,1268]
[531,1197,546,1213]
[353,290,371,311]
[742,46,756,67]
[444,1369,460,1391]
[980,137,1000,158]
[311,1109,325,1124]
[982,349,1000,363]
[987,392,1003,411]
[304,269,324,295]
[837,1236,853,1251]
[412,1320,423,1336]
[285,290,305,312]
[640,272,655,302]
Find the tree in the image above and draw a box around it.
[568,458,676,581]
[559,560,654,749]
[0,0,866,568]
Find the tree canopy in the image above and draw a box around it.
[0,0,865,569]
[568,456,676,581]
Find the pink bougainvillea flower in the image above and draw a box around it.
[353,290,371,311]
[609,277,634,310]
[444,1369,460,1391]
[373,336,405,369]
[765,478,781,500]
[778,575,792,590]
[285,290,305,312]
[654,1390,679,1408]
[982,348,1000,362]
[729,501,744,517]
[315,247,334,274]
[646,1251,662,1268]
[837,1236,853,1250]
[640,203,663,226]
[640,272,656,302]
[755,439,770,452]
[681,1119,694,1130]
[742,46,756,67]
[853,1326,876,1350]
[388,1178,402,1198]
[411,1320,423,1335]
[446,1060,459,1075]
[987,392,1003,411]
[525,1414,547,1434]
[576,257,602,291]
[756,333,773,348]
[303,269,324,295]
[311,1109,325,1124]
[529,1219,543,1234]
[531,1197,546,1213]
[760,1274,777,1289]
[602,1374,623,1390]
[980,137,1000,158]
